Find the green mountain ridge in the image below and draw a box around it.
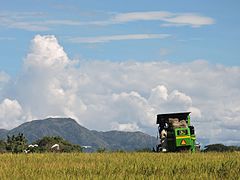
[0,118,156,151]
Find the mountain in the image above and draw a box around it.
[1,118,109,150]
[0,118,156,151]
[92,130,156,151]
[0,129,8,137]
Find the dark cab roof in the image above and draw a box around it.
[156,112,191,124]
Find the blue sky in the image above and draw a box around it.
[0,0,240,75]
[0,0,240,145]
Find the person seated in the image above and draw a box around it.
[160,129,167,152]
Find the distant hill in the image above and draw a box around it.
[0,118,156,151]
[0,129,8,137]
[92,130,156,151]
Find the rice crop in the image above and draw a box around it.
[0,152,239,180]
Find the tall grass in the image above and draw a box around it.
[0,152,239,179]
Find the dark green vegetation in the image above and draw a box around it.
[34,136,82,153]
[0,118,156,151]
[0,139,7,152]
[204,143,240,152]
[0,152,239,179]
[5,133,27,153]
[0,134,82,153]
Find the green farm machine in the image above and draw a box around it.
[156,112,196,152]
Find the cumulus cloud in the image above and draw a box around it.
[0,35,239,145]
[148,85,195,113]
[0,99,23,128]
[24,35,70,69]
[8,35,87,123]
[111,91,156,127]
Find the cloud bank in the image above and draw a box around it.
[0,35,239,146]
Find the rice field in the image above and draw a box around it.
[0,152,240,180]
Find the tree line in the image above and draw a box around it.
[203,144,240,152]
[0,133,82,153]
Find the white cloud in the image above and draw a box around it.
[0,11,214,31]
[68,34,171,43]
[0,12,85,31]
[24,35,70,69]
[0,99,23,129]
[111,11,214,27]
[112,91,156,127]
[148,85,194,112]
[111,122,140,132]
[161,13,214,27]
[112,11,172,22]
[149,85,168,102]
[187,107,202,118]
[0,35,239,146]
[10,35,87,122]
[0,12,50,31]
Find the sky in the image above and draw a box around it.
[0,0,240,146]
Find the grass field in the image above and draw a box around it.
[0,152,240,180]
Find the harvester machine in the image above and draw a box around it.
[156,112,196,152]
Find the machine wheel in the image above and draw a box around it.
[177,146,191,152]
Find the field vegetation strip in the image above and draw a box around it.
[0,152,240,179]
